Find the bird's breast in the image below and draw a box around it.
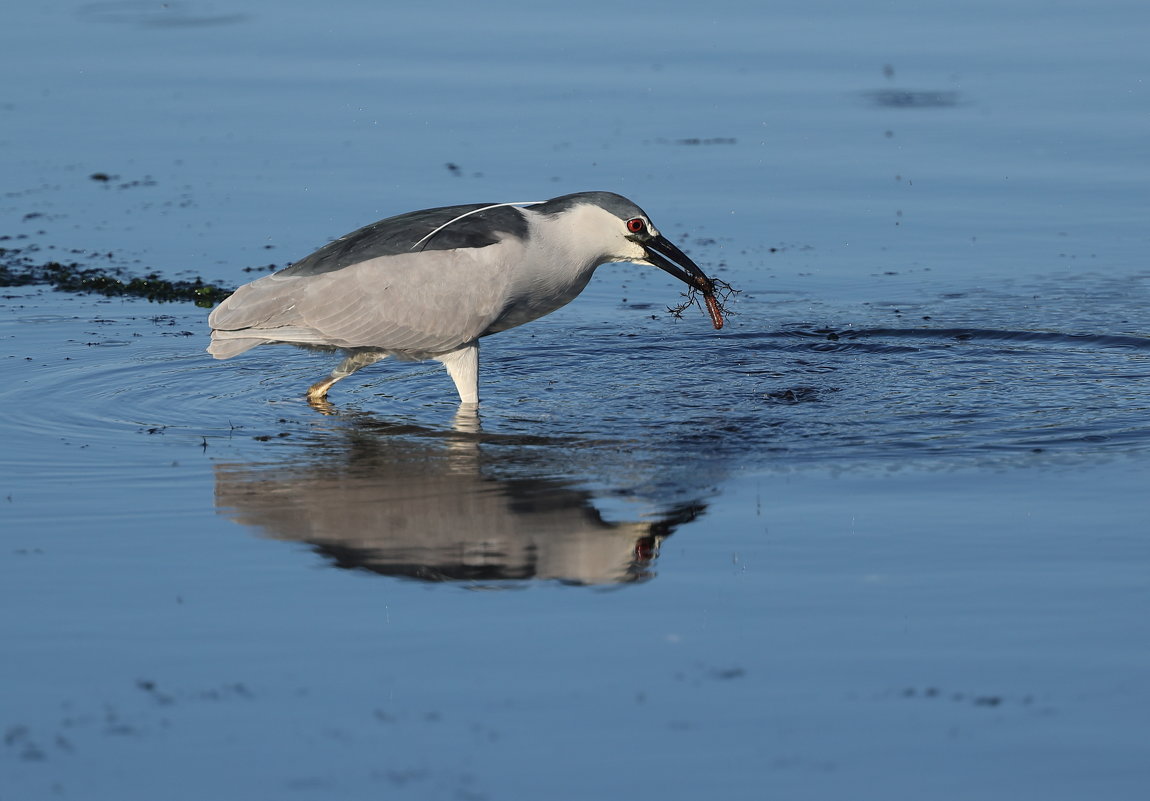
[481,251,599,336]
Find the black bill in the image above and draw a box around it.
[643,235,714,292]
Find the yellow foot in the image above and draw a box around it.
[307,378,334,400]
[306,378,338,414]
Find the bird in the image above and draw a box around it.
[207,191,720,406]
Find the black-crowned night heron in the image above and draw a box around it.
[207,191,721,405]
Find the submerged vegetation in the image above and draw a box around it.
[0,242,232,307]
[668,277,739,328]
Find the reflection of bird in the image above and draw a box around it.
[217,466,660,585]
[213,419,705,585]
[207,192,717,405]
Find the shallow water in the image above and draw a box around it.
[3,1,1150,799]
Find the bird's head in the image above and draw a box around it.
[534,191,716,294]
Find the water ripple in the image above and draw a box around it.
[3,290,1148,485]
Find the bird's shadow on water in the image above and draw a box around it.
[213,405,715,587]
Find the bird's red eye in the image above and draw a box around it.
[626,218,645,233]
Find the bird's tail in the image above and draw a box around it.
[207,332,267,359]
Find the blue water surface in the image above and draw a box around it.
[2,1,1149,799]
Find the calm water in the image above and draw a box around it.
[2,1,1149,799]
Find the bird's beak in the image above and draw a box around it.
[642,235,714,293]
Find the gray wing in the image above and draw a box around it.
[278,203,530,277]
[208,242,521,359]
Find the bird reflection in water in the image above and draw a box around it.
[214,407,706,585]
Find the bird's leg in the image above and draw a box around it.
[435,341,479,404]
[307,350,388,404]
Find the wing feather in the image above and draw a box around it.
[208,241,520,360]
[278,203,531,277]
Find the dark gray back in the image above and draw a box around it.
[280,203,531,277]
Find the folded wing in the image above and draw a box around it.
[208,242,520,360]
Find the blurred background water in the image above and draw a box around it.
[2,1,1148,799]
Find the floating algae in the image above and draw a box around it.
[0,243,232,307]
